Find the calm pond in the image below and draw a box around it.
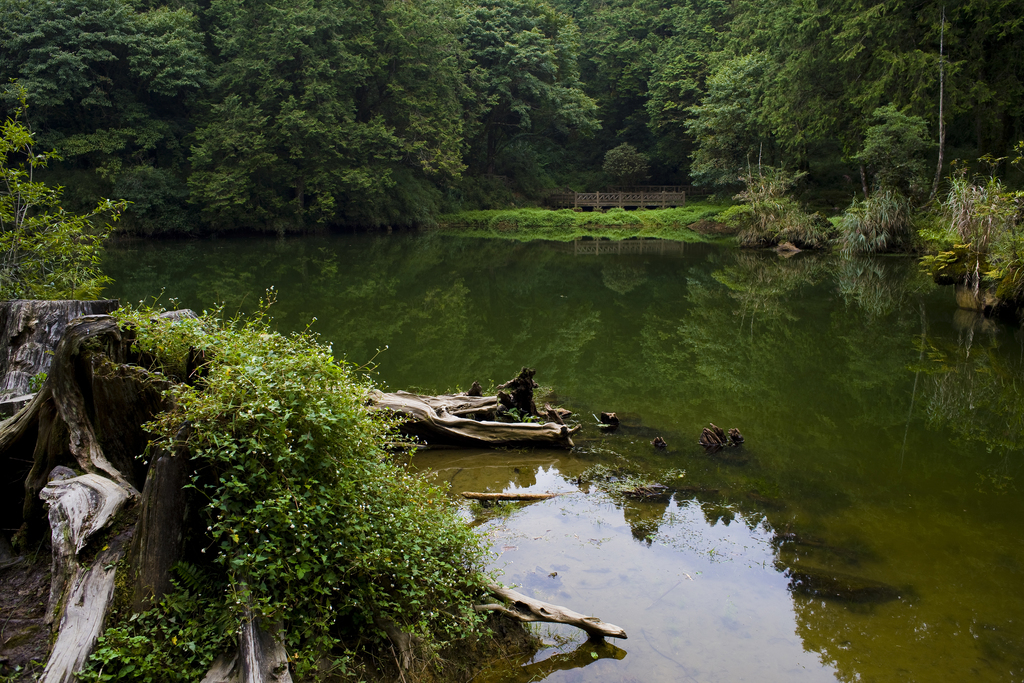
[104,233,1024,682]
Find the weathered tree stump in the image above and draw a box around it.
[496,367,539,416]
[0,310,298,682]
[1,307,613,681]
[199,611,293,683]
[699,423,744,450]
[0,299,119,399]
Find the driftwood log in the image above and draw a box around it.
[369,390,577,448]
[496,366,539,416]
[476,583,627,640]
[461,492,559,502]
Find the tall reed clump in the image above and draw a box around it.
[733,165,834,248]
[921,152,1024,307]
[838,188,915,256]
[920,153,1024,303]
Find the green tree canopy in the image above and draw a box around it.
[189,0,469,231]
[686,53,768,187]
[460,0,599,174]
[853,104,932,194]
[603,142,649,185]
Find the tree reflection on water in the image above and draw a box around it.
[104,234,1024,682]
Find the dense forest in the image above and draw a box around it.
[1,0,1022,234]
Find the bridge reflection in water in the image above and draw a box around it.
[567,238,689,256]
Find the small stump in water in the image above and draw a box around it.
[699,423,744,452]
[596,411,619,432]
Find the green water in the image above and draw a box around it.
[104,233,1024,682]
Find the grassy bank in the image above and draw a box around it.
[435,201,733,242]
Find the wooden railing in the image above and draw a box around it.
[606,185,711,196]
[546,190,686,209]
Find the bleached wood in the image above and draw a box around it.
[200,654,240,683]
[476,583,627,640]
[369,390,575,448]
[201,612,293,683]
[239,612,293,683]
[461,492,559,501]
[39,473,132,622]
[40,473,132,555]
[37,473,132,683]
[38,546,125,683]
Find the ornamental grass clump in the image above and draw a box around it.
[82,300,489,681]
[733,165,834,248]
[838,188,915,256]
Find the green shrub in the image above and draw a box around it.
[716,204,753,230]
[0,84,125,299]
[83,300,489,680]
[919,156,1024,300]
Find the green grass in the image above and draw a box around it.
[436,201,733,243]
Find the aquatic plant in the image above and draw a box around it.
[920,154,1024,302]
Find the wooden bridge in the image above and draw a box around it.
[545,185,706,210]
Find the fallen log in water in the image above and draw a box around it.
[461,491,560,502]
[369,390,576,448]
[476,583,627,640]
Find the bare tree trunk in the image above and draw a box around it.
[859,165,869,200]
[930,7,947,201]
